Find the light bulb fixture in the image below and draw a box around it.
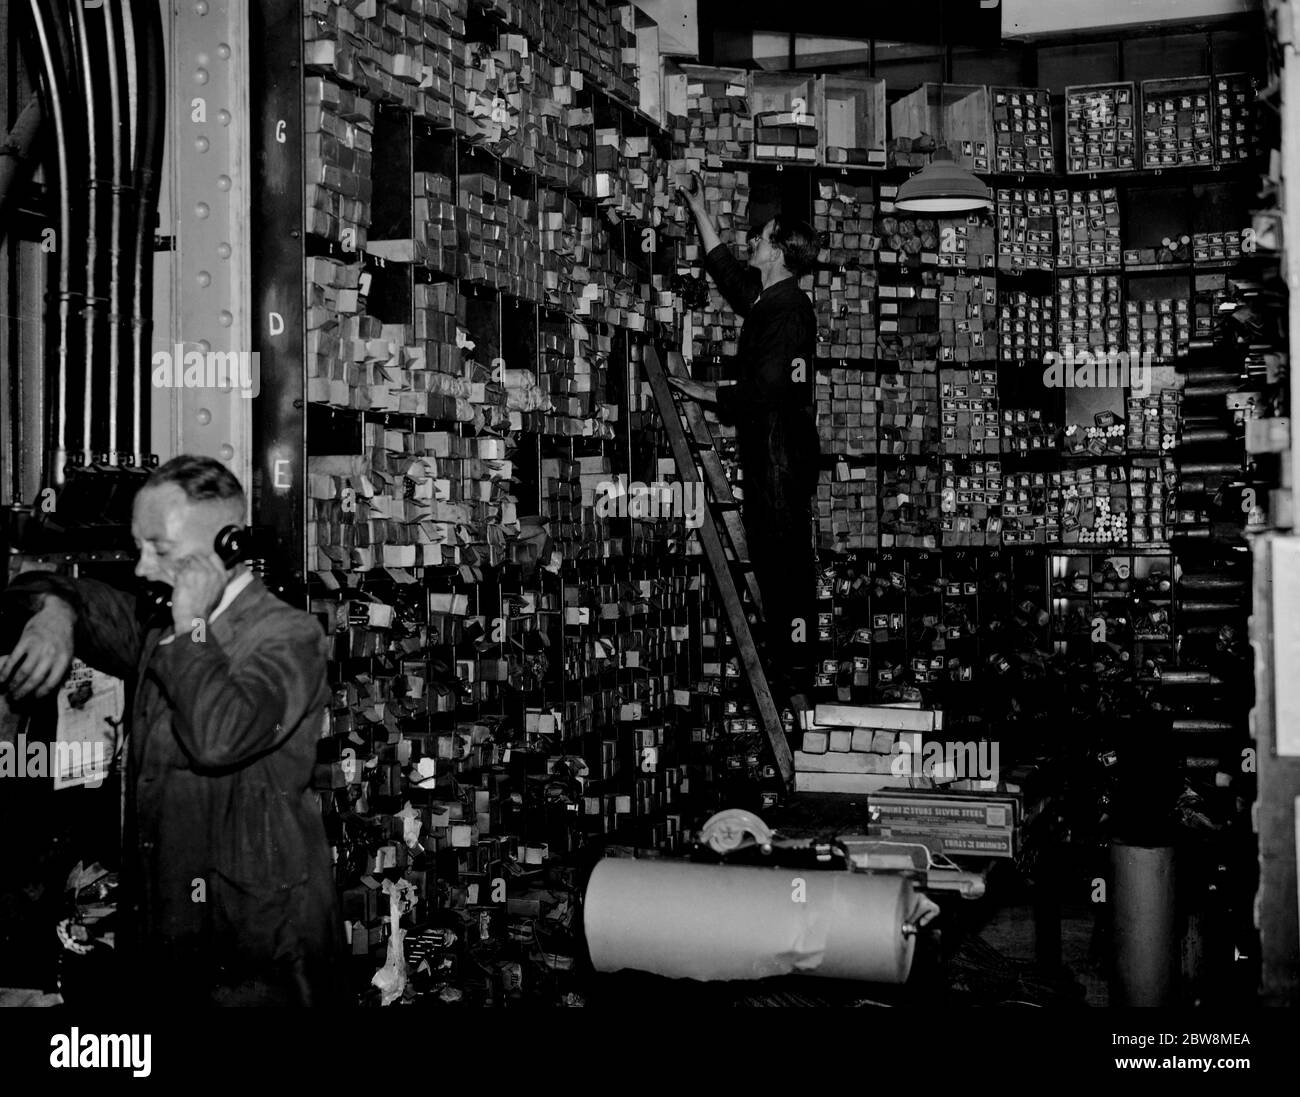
[894,147,993,213]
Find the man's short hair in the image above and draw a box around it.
[145,455,245,507]
[771,216,819,279]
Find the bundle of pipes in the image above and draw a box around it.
[24,0,165,498]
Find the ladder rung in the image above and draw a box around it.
[642,345,792,787]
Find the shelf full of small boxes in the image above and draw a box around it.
[289,0,748,998]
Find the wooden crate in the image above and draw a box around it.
[819,74,887,168]
[750,71,819,163]
[634,11,662,123]
[1140,76,1214,169]
[667,63,753,161]
[890,83,992,171]
[989,85,1055,174]
[1064,82,1138,174]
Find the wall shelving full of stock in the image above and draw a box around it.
[242,2,1280,995]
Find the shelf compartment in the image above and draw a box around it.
[890,83,993,172]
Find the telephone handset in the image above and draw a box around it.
[141,525,251,619]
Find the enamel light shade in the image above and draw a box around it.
[894,147,993,213]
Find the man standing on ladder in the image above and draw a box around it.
[672,173,821,714]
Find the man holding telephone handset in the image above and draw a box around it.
[0,455,341,1005]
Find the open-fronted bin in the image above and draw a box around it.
[1064,82,1138,173]
[665,63,753,162]
[819,74,887,168]
[750,71,819,163]
[989,85,1055,174]
[1140,76,1214,169]
[890,83,992,171]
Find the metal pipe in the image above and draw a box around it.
[67,0,108,467]
[103,0,136,467]
[25,0,82,488]
[1110,841,1177,1006]
[129,0,165,467]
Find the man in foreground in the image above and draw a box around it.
[0,455,341,1005]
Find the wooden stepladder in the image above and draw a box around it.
[641,345,794,787]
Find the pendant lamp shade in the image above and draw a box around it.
[894,147,993,213]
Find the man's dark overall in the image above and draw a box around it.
[703,243,821,703]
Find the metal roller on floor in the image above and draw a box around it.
[582,810,950,985]
[584,856,920,984]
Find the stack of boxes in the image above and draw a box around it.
[881,460,941,548]
[940,369,1000,453]
[753,108,818,162]
[814,180,878,359]
[1064,83,1137,173]
[572,0,639,104]
[504,180,544,303]
[461,37,523,146]
[306,256,367,408]
[819,464,880,551]
[1192,229,1251,264]
[492,43,593,194]
[1001,406,1058,455]
[413,280,467,413]
[938,217,996,272]
[1125,296,1191,360]
[537,317,614,438]
[457,170,503,286]
[542,451,614,562]
[538,187,594,314]
[677,69,752,162]
[996,187,1055,272]
[815,180,877,261]
[866,786,1019,858]
[1125,389,1182,454]
[992,86,1055,173]
[1055,465,1130,544]
[818,366,879,457]
[426,1,470,129]
[816,268,878,359]
[304,0,452,112]
[682,174,751,357]
[998,291,1055,361]
[1214,73,1260,164]
[1128,460,1169,545]
[816,361,881,548]
[941,457,1002,546]
[1000,469,1052,545]
[1058,274,1125,358]
[1054,187,1123,269]
[795,705,944,795]
[1142,79,1214,168]
[304,77,375,249]
[878,368,938,456]
[938,272,997,363]
[413,172,458,274]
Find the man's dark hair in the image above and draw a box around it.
[145,454,245,505]
[771,216,819,278]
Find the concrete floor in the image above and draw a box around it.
[980,900,1110,1007]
